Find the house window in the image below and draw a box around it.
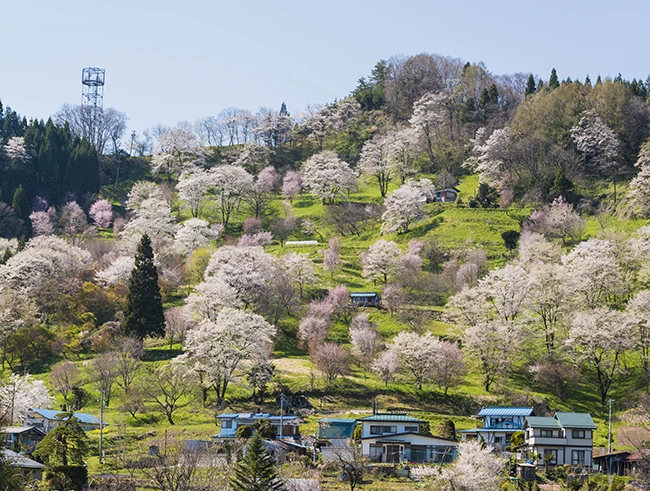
[572,430,586,439]
[572,450,585,465]
[385,426,397,434]
[222,420,232,429]
[404,426,418,433]
[494,437,502,444]
[544,449,557,464]
[369,444,383,460]
[540,430,554,438]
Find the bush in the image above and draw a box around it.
[46,465,88,491]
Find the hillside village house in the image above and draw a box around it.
[213,412,302,439]
[434,187,460,202]
[459,407,535,449]
[349,292,380,307]
[358,413,457,463]
[2,426,46,452]
[25,408,101,433]
[523,412,597,468]
[2,449,45,482]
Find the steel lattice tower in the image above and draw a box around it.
[81,67,105,148]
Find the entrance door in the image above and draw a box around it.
[385,445,403,463]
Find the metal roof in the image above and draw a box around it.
[525,416,561,429]
[350,292,380,298]
[477,407,535,417]
[358,413,424,423]
[319,418,358,424]
[2,426,45,435]
[554,412,597,429]
[2,449,45,470]
[216,413,301,422]
[29,408,100,425]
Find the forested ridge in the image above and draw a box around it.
[2,53,650,489]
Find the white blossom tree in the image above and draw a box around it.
[177,308,276,405]
[463,320,517,392]
[358,134,395,197]
[120,197,177,255]
[281,252,317,297]
[186,277,242,321]
[0,373,54,424]
[151,125,205,181]
[302,151,358,204]
[568,308,633,404]
[203,245,275,308]
[388,127,420,184]
[381,181,430,234]
[361,239,401,283]
[177,167,214,218]
[463,127,513,186]
[211,165,254,228]
[349,313,381,368]
[371,350,400,386]
[175,218,221,254]
[281,171,302,201]
[322,236,342,279]
[89,199,113,228]
[125,181,166,212]
[3,136,30,162]
[29,211,54,236]
[628,140,650,217]
[627,290,650,381]
[387,331,440,390]
[95,255,135,286]
[570,112,620,174]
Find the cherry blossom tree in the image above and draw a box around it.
[95,255,135,286]
[463,127,513,186]
[381,181,432,234]
[282,171,302,201]
[411,441,504,491]
[175,218,221,254]
[570,112,620,174]
[409,91,453,171]
[89,199,114,228]
[246,166,279,218]
[388,127,420,184]
[186,277,243,321]
[361,239,401,283]
[151,125,205,181]
[59,201,89,238]
[322,236,342,279]
[302,151,358,204]
[0,235,92,292]
[371,350,399,386]
[29,211,54,236]
[0,373,54,424]
[177,308,276,405]
[3,136,30,162]
[358,134,395,197]
[525,197,585,245]
[431,342,466,395]
[349,314,381,368]
[628,140,650,217]
[568,308,633,404]
[125,181,166,212]
[211,165,254,228]
[310,342,349,383]
[120,197,177,255]
[203,245,275,308]
[177,168,214,218]
[627,290,650,381]
[281,252,317,297]
[562,238,621,308]
[478,264,531,323]
[165,306,194,348]
[387,331,441,389]
[233,143,272,174]
[517,231,562,264]
[382,284,405,314]
[463,320,517,392]
[238,232,273,247]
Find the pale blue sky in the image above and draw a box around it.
[1,0,647,135]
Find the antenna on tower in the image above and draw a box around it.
[81,67,105,149]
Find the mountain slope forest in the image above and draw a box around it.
[2,52,650,487]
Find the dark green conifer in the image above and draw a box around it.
[11,185,29,220]
[230,433,284,491]
[550,165,574,201]
[123,234,165,339]
[525,74,536,96]
[585,74,592,87]
[549,68,560,90]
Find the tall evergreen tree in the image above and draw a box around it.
[123,234,165,338]
[549,68,560,90]
[230,433,284,491]
[11,184,29,221]
[525,74,536,96]
[550,164,574,201]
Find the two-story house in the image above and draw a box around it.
[459,407,535,449]
[523,412,596,468]
[358,413,458,463]
[213,412,303,439]
[24,408,101,433]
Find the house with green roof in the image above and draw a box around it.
[358,413,457,464]
[523,412,597,468]
[459,407,535,449]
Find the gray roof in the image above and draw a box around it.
[478,407,534,417]
[2,449,45,470]
[554,412,597,429]
[358,413,424,423]
[216,413,302,423]
[2,426,45,436]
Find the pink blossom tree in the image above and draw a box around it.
[89,199,114,228]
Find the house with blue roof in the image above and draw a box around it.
[349,292,380,307]
[213,413,303,440]
[459,407,535,449]
[25,408,101,433]
[358,413,457,464]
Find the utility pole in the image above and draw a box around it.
[279,392,284,440]
[99,390,104,465]
[607,399,614,453]
[9,381,16,424]
[129,130,136,156]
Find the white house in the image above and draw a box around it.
[24,408,101,433]
[459,407,535,449]
[358,413,457,464]
[523,412,597,468]
[213,413,302,439]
